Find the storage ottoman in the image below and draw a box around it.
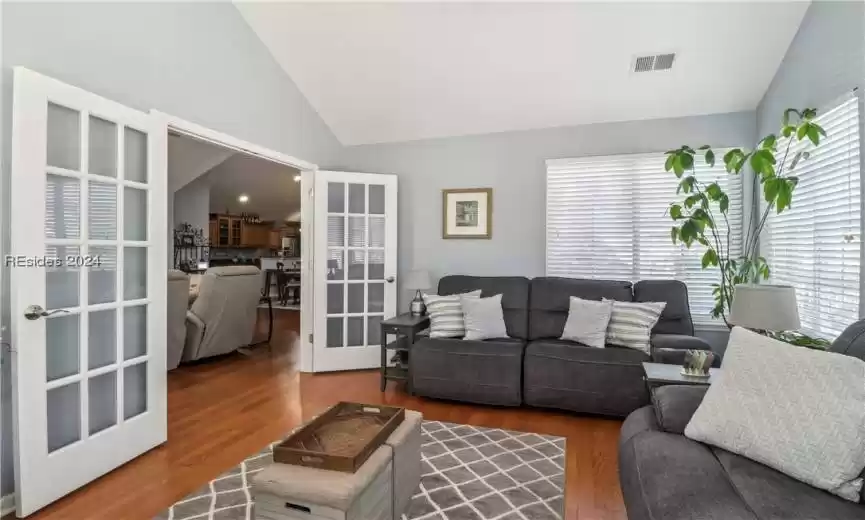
[384,410,422,518]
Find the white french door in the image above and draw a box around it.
[313,171,397,372]
[10,68,167,516]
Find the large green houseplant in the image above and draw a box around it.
[663,108,826,328]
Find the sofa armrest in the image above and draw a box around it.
[650,385,708,434]
[183,310,206,361]
[651,334,722,367]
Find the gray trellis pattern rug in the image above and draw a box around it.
[156,421,565,520]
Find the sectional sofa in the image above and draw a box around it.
[410,275,718,417]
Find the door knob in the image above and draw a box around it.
[24,305,69,321]
[385,276,395,283]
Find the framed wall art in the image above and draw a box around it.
[442,188,493,239]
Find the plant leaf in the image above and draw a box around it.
[719,193,729,213]
[797,123,808,141]
[806,125,820,146]
[781,125,796,138]
[665,154,675,172]
[672,154,684,177]
[790,151,809,170]
[669,204,683,220]
[670,226,678,245]
[698,145,711,150]
[701,249,718,269]
[704,149,715,167]
[760,134,777,150]
[680,153,694,171]
[763,177,781,204]
[782,108,800,126]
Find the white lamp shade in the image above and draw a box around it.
[403,270,432,290]
[729,284,800,331]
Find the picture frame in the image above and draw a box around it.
[442,188,493,239]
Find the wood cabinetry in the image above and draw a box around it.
[209,213,274,248]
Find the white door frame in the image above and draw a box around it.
[150,112,319,372]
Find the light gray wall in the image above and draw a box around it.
[174,175,211,243]
[341,111,756,286]
[0,2,342,496]
[756,1,865,137]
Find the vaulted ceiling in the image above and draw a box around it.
[235,2,809,145]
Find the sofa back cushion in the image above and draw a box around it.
[438,276,530,340]
[633,280,694,336]
[529,277,632,340]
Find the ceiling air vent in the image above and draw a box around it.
[632,52,676,73]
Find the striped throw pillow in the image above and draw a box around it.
[423,290,482,338]
[604,299,667,354]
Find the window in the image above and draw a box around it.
[762,93,862,339]
[546,151,743,326]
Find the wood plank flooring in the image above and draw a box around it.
[19,309,627,520]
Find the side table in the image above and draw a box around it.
[642,362,719,390]
[380,314,430,392]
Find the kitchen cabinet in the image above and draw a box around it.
[209,214,275,248]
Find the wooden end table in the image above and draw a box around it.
[642,362,719,390]
[380,314,430,392]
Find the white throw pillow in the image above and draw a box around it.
[422,290,482,338]
[461,294,508,341]
[560,297,612,348]
[604,299,666,354]
[685,327,865,501]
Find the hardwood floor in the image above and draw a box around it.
[21,309,627,520]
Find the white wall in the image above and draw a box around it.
[173,175,211,242]
[0,1,342,496]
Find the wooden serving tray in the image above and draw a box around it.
[273,402,406,473]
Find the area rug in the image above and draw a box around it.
[156,420,565,520]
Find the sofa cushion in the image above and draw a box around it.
[461,294,508,340]
[523,340,650,416]
[713,448,865,519]
[438,276,530,340]
[410,336,524,406]
[423,290,482,338]
[605,300,666,354]
[619,431,758,520]
[529,277,632,340]
[634,280,694,336]
[560,296,612,348]
[686,327,865,502]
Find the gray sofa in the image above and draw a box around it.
[410,275,716,417]
[619,318,865,519]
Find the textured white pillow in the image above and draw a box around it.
[604,299,666,354]
[560,297,612,348]
[685,327,865,501]
[422,290,482,338]
[461,294,508,341]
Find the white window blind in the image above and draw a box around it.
[763,93,862,339]
[546,151,743,326]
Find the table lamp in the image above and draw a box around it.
[404,270,432,316]
[729,284,800,332]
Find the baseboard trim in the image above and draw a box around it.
[1,493,15,517]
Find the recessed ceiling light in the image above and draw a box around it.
[293,174,301,182]
[238,194,249,203]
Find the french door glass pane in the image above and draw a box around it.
[88,372,117,435]
[124,127,148,183]
[368,316,382,346]
[327,284,344,314]
[124,247,147,299]
[124,188,147,240]
[349,183,365,213]
[123,305,147,360]
[347,283,364,313]
[45,174,81,239]
[45,245,79,310]
[47,382,80,452]
[89,246,117,304]
[369,185,385,215]
[328,217,345,247]
[326,318,343,348]
[46,103,80,170]
[46,314,79,382]
[347,250,365,280]
[328,182,345,212]
[89,309,116,369]
[347,317,364,346]
[123,362,147,419]
[369,217,385,247]
[369,250,385,280]
[348,216,365,247]
[327,250,344,280]
[89,181,117,240]
[368,283,384,313]
[88,115,117,177]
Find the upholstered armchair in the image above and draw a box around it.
[183,266,262,362]
[167,270,190,370]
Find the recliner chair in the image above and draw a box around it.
[183,266,262,362]
[167,269,190,370]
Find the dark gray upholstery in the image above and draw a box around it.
[411,336,523,406]
[634,280,694,335]
[651,334,722,367]
[411,275,715,417]
[650,385,707,434]
[438,275,530,340]
[528,277,632,340]
[523,340,649,417]
[620,320,865,518]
